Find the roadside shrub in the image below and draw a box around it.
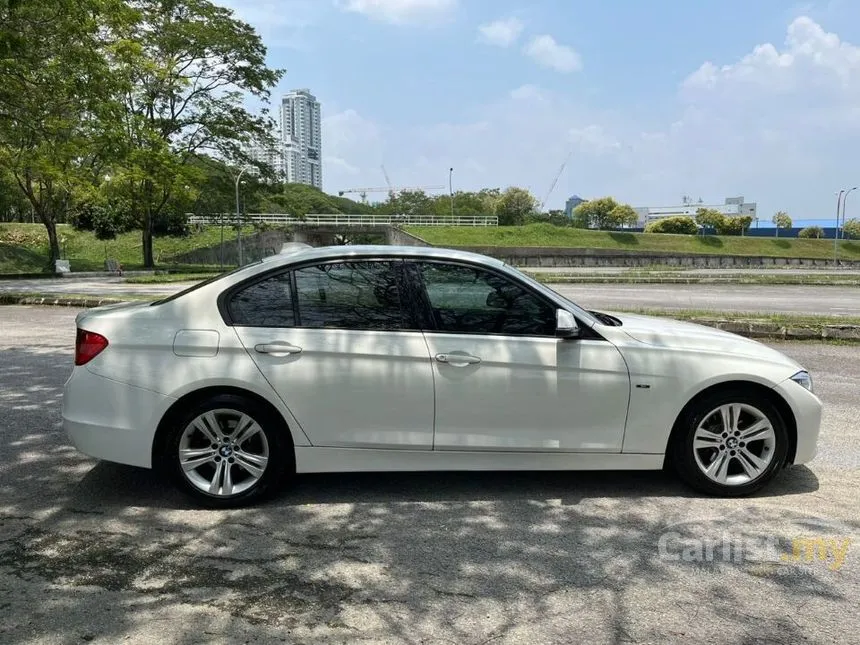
[842,218,860,240]
[798,226,825,239]
[645,216,697,235]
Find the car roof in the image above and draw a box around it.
[262,244,508,269]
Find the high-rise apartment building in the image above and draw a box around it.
[280,88,322,189]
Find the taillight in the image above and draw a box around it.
[75,328,109,366]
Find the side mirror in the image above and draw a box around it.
[556,309,580,339]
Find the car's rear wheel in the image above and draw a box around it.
[672,390,789,496]
[165,394,290,508]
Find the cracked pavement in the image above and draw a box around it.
[0,305,858,644]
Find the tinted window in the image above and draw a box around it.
[294,261,405,330]
[418,262,556,336]
[230,272,294,327]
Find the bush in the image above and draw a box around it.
[842,218,860,239]
[645,216,698,235]
[798,226,825,239]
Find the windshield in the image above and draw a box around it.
[501,262,603,327]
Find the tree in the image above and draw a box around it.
[0,0,122,264]
[106,0,283,267]
[495,187,538,225]
[798,226,825,239]
[383,189,433,217]
[645,216,697,235]
[607,203,638,228]
[571,197,618,229]
[695,208,725,232]
[841,219,860,239]
[772,211,792,237]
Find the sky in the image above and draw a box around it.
[216,0,860,221]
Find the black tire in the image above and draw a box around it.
[165,394,293,508]
[672,389,789,497]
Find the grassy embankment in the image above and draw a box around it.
[407,224,860,261]
[0,223,252,274]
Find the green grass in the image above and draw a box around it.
[0,223,250,274]
[408,223,860,260]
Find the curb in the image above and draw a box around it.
[685,318,860,341]
[2,292,859,342]
[0,294,130,308]
[533,276,860,286]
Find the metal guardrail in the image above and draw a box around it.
[187,213,498,227]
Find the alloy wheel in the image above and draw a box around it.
[692,403,776,486]
[178,408,270,497]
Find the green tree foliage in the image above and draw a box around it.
[772,211,792,237]
[695,208,752,235]
[0,0,122,263]
[695,208,725,231]
[572,197,638,230]
[608,203,638,228]
[105,0,284,266]
[843,218,860,240]
[495,187,538,225]
[798,226,825,239]
[259,183,373,217]
[645,216,698,235]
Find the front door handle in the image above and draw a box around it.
[255,342,303,356]
[435,352,481,367]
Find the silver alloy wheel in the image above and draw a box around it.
[692,403,777,486]
[178,408,270,497]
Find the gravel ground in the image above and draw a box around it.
[0,305,858,645]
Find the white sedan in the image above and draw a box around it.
[62,245,821,507]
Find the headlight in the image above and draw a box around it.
[790,370,813,393]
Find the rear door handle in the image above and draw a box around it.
[435,352,481,367]
[255,342,303,356]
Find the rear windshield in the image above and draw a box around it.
[150,261,263,306]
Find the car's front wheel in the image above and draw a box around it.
[672,390,789,496]
[165,394,290,508]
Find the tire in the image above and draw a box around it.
[164,394,292,508]
[672,389,789,496]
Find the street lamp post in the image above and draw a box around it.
[448,167,454,219]
[235,167,248,266]
[840,186,858,240]
[834,189,846,264]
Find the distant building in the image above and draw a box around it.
[281,88,322,190]
[634,196,757,227]
[244,136,286,180]
[564,195,586,218]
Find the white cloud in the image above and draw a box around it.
[339,0,457,25]
[322,16,860,220]
[477,17,524,47]
[215,0,325,48]
[523,35,582,73]
[510,84,544,101]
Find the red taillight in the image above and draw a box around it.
[75,328,109,366]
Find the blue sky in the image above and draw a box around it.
[218,0,860,222]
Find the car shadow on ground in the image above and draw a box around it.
[71,460,820,511]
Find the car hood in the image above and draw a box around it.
[603,311,802,368]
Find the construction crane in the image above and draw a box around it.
[337,185,446,202]
[540,150,573,212]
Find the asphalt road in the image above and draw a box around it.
[0,305,858,644]
[2,277,860,316]
[553,283,860,317]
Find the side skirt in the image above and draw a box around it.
[294,447,664,474]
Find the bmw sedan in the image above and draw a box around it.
[62,245,822,507]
